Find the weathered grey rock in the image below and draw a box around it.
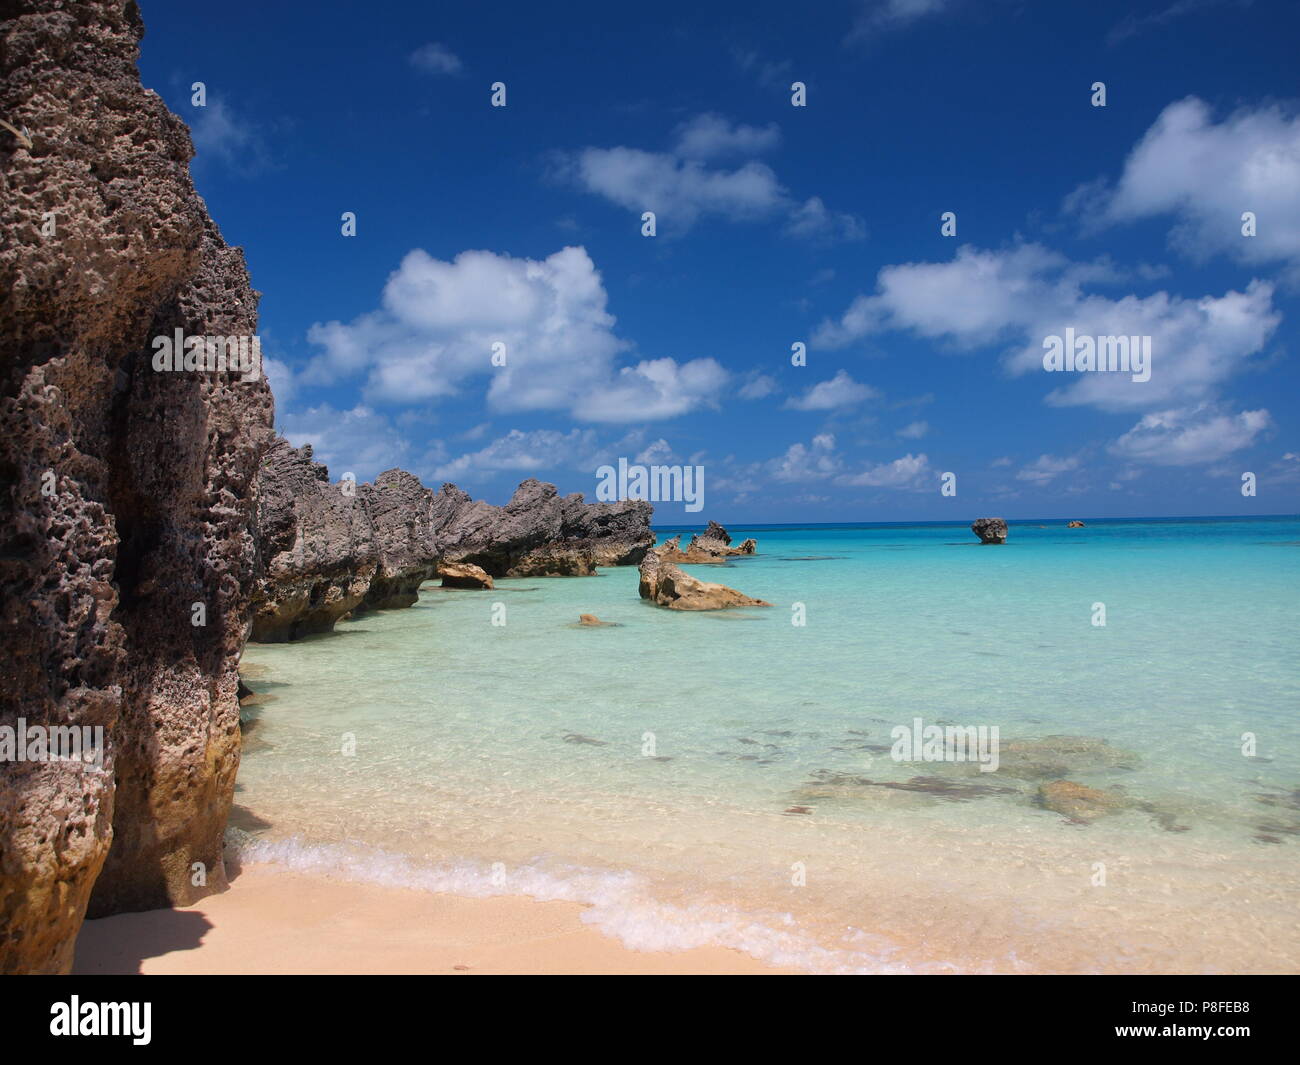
[1,0,272,971]
[434,477,653,577]
[356,469,438,610]
[250,440,377,642]
[661,520,758,564]
[638,548,771,611]
[250,468,655,635]
[971,517,1008,544]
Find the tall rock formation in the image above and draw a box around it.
[0,0,273,971]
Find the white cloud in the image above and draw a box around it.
[303,245,724,423]
[771,433,840,482]
[279,404,413,481]
[561,117,862,239]
[1015,454,1081,485]
[785,196,867,242]
[430,427,600,482]
[635,438,675,465]
[673,113,780,160]
[814,242,1281,412]
[785,369,879,411]
[573,356,729,422]
[738,373,778,400]
[1069,98,1300,277]
[838,452,931,487]
[1109,405,1271,466]
[897,420,929,439]
[409,42,463,75]
[190,98,274,174]
[850,0,954,39]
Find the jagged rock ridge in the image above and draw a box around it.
[250,442,655,641]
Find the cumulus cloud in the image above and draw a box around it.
[560,116,862,240]
[673,113,780,160]
[190,98,275,174]
[814,242,1280,412]
[771,433,840,482]
[738,373,778,400]
[1068,98,1300,277]
[785,369,879,411]
[279,404,413,481]
[896,420,929,439]
[430,427,601,482]
[304,245,725,422]
[1109,405,1271,466]
[573,356,729,422]
[1015,454,1081,485]
[409,42,463,75]
[838,452,931,488]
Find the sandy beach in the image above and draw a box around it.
[72,862,791,976]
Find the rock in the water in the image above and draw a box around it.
[251,440,378,641]
[1066,520,1086,528]
[971,517,1008,544]
[638,548,771,611]
[994,735,1141,780]
[660,520,758,563]
[1037,780,1128,823]
[1,0,272,971]
[250,467,655,637]
[438,561,494,589]
[579,613,611,626]
[357,469,439,610]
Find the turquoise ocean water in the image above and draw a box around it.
[236,518,1300,973]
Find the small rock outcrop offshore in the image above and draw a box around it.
[971,517,1008,544]
[250,439,654,641]
[1,0,274,972]
[638,547,771,611]
[658,520,757,564]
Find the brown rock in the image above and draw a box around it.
[1066,520,1086,528]
[638,549,770,611]
[1037,780,1128,823]
[1,0,272,970]
[438,561,494,589]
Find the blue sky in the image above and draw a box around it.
[138,0,1300,522]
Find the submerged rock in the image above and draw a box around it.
[638,548,771,611]
[578,613,613,626]
[1,0,272,971]
[993,735,1141,780]
[971,517,1008,544]
[1037,780,1128,823]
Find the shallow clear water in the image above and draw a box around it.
[236,518,1300,973]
